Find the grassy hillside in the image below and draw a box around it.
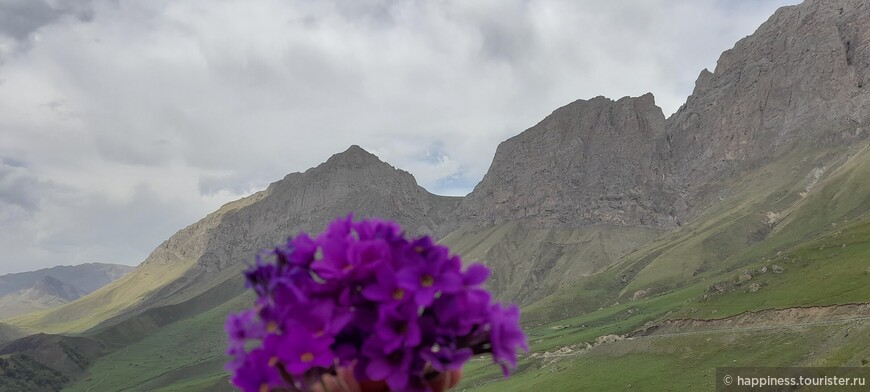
[0,334,112,392]
[460,318,870,391]
[455,217,870,390]
[521,144,870,323]
[8,259,200,335]
[440,223,663,304]
[6,193,264,335]
[0,353,70,392]
[63,293,250,392]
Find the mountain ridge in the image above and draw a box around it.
[0,264,133,320]
[0,263,134,297]
[8,1,870,391]
[9,145,461,335]
[454,93,677,230]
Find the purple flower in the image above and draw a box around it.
[226,215,527,391]
[347,239,392,275]
[225,309,265,356]
[272,328,335,375]
[421,340,473,373]
[374,303,422,353]
[432,288,492,336]
[229,348,286,392]
[362,268,413,305]
[291,299,352,337]
[462,263,490,286]
[270,269,312,306]
[363,346,416,391]
[489,303,529,376]
[244,260,279,298]
[283,232,318,267]
[397,247,462,307]
[353,219,403,242]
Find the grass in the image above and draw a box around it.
[63,293,252,392]
[440,223,663,306]
[461,319,870,391]
[8,259,199,335]
[522,145,870,324]
[676,219,870,318]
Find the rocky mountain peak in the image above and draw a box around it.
[666,0,870,210]
[455,93,678,229]
[268,145,424,208]
[135,144,462,310]
[305,145,389,176]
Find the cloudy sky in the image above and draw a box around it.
[0,0,799,274]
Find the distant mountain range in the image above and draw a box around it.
[2,0,870,391]
[0,263,134,320]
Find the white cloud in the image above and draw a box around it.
[0,0,799,274]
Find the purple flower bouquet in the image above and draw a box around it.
[225,216,528,392]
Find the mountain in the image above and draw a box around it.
[9,145,461,335]
[8,1,870,391]
[0,276,88,319]
[0,323,24,346]
[449,0,870,307]
[0,263,134,297]
[456,93,676,229]
[442,94,675,303]
[0,333,111,392]
[666,0,870,213]
[0,264,133,321]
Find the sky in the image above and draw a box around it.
[0,0,800,274]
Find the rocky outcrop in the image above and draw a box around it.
[456,94,678,229]
[194,145,461,272]
[456,0,870,228]
[666,0,870,211]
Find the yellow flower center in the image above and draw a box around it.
[267,321,278,333]
[414,246,425,254]
[421,275,434,288]
[260,383,270,392]
[343,264,354,271]
[392,288,405,300]
[300,352,314,363]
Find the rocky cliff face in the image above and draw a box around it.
[144,145,460,268]
[458,0,870,229]
[194,145,461,272]
[456,94,678,229]
[666,0,870,211]
[437,0,870,305]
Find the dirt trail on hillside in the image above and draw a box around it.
[524,303,870,366]
[629,303,870,338]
